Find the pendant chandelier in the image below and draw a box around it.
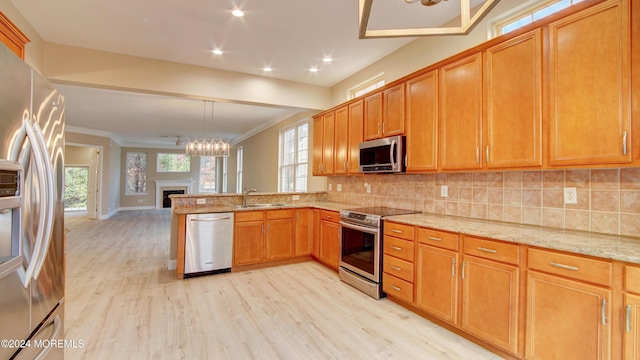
[185,100,230,157]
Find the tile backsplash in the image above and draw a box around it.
[327,168,640,237]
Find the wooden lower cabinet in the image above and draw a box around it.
[526,271,612,360]
[624,293,640,359]
[415,244,459,324]
[294,208,312,256]
[265,218,294,261]
[233,210,295,266]
[461,255,520,354]
[318,211,340,271]
[233,219,264,266]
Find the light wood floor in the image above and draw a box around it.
[63,210,503,360]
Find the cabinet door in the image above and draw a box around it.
[461,255,519,354]
[312,116,324,176]
[406,70,438,172]
[440,53,483,170]
[319,220,340,271]
[295,208,312,256]
[265,218,294,261]
[415,244,458,324]
[233,221,264,266]
[383,84,405,136]
[334,105,349,174]
[485,29,542,169]
[624,293,640,360]
[348,100,364,173]
[526,271,611,360]
[364,92,383,140]
[548,0,631,166]
[322,112,335,175]
[311,209,320,259]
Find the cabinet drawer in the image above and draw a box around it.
[418,227,458,251]
[320,210,339,223]
[383,255,414,283]
[266,209,293,220]
[528,248,612,287]
[463,236,519,265]
[384,222,414,241]
[383,273,414,303]
[235,210,264,222]
[383,236,415,262]
[625,265,640,294]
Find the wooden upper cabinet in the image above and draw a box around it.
[334,105,349,175]
[312,115,324,176]
[439,53,483,170]
[0,12,29,60]
[383,84,405,137]
[322,112,335,175]
[406,69,438,172]
[485,29,542,169]
[364,92,383,140]
[548,0,631,166]
[348,100,364,173]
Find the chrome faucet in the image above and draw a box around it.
[242,187,257,206]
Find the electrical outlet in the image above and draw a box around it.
[337,184,342,192]
[564,187,577,204]
[292,195,300,201]
[441,185,448,198]
[196,198,206,205]
[365,183,371,194]
[328,184,332,191]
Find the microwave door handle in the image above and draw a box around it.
[390,139,397,169]
[31,122,56,280]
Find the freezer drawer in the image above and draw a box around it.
[184,213,234,275]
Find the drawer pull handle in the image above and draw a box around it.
[326,215,333,219]
[477,247,497,254]
[451,259,456,277]
[462,261,466,280]
[391,265,402,271]
[391,229,403,234]
[623,131,628,155]
[391,246,403,251]
[602,299,607,326]
[427,236,442,242]
[549,262,579,271]
[627,305,632,333]
[391,285,401,291]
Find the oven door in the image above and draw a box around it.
[339,221,380,283]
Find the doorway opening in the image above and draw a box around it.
[64,166,89,211]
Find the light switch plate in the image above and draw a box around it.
[328,184,332,191]
[196,198,206,205]
[564,187,577,204]
[337,184,342,192]
[441,185,448,198]
[292,195,300,201]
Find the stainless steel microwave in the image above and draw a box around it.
[359,135,405,173]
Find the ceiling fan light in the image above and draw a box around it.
[421,0,441,5]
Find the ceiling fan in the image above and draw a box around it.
[160,135,183,146]
[404,0,445,6]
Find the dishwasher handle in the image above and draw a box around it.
[190,216,232,222]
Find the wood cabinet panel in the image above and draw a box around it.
[319,218,340,271]
[548,0,631,166]
[415,244,459,324]
[0,12,29,60]
[348,100,364,173]
[625,265,640,294]
[382,84,405,137]
[334,105,349,174]
[311,209,320,259]
[383,255,414,283]
[417,227,458,251]
[266,209,294,220]
[485,29,542,169]
[526,270,611,360]
[624,293,640,360]
[265,218,294,261]
[461,255,519,354]
[463,236,519,265]
[312,116,324,176]
[233,221,264,266]
[439,53,483,170]
[383,236,415,262]
[294,208,312,257]
[319,210,339,223]
[406,69,438,172]
[364,92,383,140]
[235,210,264,222]
[322,112,335,174]
[383,272,414,303]
[384,221,415,241]
[528,248,612,287]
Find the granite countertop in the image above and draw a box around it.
[172,201,354,215]
[385,213,640,265]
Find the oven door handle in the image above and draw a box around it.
[339,221,379,235]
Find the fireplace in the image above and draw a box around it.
[155,180,192,209]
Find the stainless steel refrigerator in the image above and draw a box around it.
[0,43,65,360]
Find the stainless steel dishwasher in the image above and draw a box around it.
[184,212,234,277]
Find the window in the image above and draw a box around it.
[279,120,308,192]
[236,146,243,193]
[199,156,216,193]
[126,152,147,194]
[491,0,584,37]
[348,73,385,99]
[222,156,228,193]
[157,153,191,172]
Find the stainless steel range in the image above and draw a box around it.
[339,206,417,299]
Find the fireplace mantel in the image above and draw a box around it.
[155,180,192,209]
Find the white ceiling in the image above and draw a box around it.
[10,0,478,148]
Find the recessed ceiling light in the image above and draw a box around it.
[263,67,272,72]
[323,57,333,63]
[212,49,223,55]
[232,9,244,17]
[310,67,318,72]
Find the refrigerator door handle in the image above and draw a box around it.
[32,314,62,360]
[18,119,47,288]
[31,122,55,280]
